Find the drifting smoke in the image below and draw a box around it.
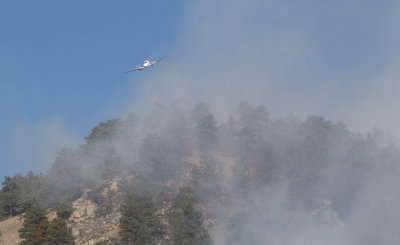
[42,101,400,244]
[7,1,400,244]
[130,0,400,137]
[112,1,400,244]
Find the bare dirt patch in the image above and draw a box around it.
[0,216,23,245]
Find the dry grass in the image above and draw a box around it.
[0,216,23,245]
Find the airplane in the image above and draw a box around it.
[124,55,168,73]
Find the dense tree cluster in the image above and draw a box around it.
[0,171,44,220]
[18,204,74,245]
[119,191,162,244]
[170,186,213,245]
[45,217,75,245]
[55,203,75,220]
[1,102,399,244]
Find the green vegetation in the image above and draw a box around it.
[119,191,162,244]
[43,148,88,207]
[170,186,213,245]
[18,204,75,245]
[0,176,20,219]
[87,185,115,217]
[84,119,123,144]
[87,185,106,205]
[56,203,75,220]
[19,204,49,245]
[0,172,44,220]
[1,102,400,243]
[94,240,109,245]
[45,217,75,245]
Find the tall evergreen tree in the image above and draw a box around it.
[170,186,213,245]
[0,176,21,219]
[191,103,218,154]
[44,217,75,245]
[55,203,75,220]
[119,191,162,244]
[44,148,87,207]
[19,204,49,245]
[0,171,46,221]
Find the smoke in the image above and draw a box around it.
[106,103,400,244]
[124,0,400,140]
[8,1,399,244]
[113,1,400,243]
[31,100,400,244]
[203,109,400,245]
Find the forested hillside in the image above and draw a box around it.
[1,102,399,244]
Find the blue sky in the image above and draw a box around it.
[1,0,400,180]
[0,0,187,179]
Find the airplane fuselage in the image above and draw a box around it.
[125,55,167,73]
[143,60,152,67]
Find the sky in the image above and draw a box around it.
[1,0,400,180]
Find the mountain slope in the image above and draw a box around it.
[1,102,400,244]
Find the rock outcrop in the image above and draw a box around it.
[69,179,122,245]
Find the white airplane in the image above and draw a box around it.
[124,55,168,73]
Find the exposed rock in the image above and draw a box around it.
[46,210,57,222]
[68,179,122,245]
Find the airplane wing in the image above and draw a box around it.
[124,68,139,73]
[153,55,168,64]
[124,67,143,73]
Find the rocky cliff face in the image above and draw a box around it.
[0,153,224,245]
[68,179,122,245]
[0,179,123,245]
[67,177,173,244]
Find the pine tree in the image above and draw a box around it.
[170,187,213,245]
[44,217,75,245]
[135,224,152,245]
[191,103,218,154]
[0,172,45,220]
[18,204,49,245]
[55,203,75,219]
[0,176,21,219]
[119,191,162,244]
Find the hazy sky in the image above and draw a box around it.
[1,0,400,180]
